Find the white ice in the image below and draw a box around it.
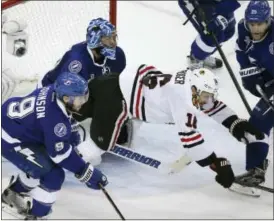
[1,1,273,220]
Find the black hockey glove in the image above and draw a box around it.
[222,115,265,143]
[210,158,235,188]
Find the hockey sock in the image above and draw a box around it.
[246,142,269,170]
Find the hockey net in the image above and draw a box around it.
[2,0,117,83]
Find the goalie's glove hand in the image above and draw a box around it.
[229,118,265,143]
[75,163,108,190]
[207,15,228,33]
[210,158,235,188]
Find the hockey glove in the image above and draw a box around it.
[226,116,265,143]
[207,15,228,33]
[210,158,235,188]
[76,163,108,190]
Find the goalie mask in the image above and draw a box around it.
[189,68,219,110]
[86,17,117,60]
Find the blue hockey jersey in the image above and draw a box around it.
[2,86,82,167]
[178,0,240,19]
[41,42,126,86]
[236,18,274,97]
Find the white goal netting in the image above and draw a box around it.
[2,1,114,83]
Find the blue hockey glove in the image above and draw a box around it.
[207,15,228,33]
[76,163,108,190]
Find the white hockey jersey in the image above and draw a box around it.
[119,64,236,164]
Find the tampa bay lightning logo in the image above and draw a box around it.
[54,123,67,137]
[102,66,111,75]
[68,60,82,74]
[64,80,72,85]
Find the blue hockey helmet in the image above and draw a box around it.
[245,0,271,23]
[86,17,116,60]
[54,72,89,106]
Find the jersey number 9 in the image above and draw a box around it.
[7,97,35,119]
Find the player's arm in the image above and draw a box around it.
[214,0,241,16]
[203,100,265,144]
[113,46,126,74]
[235,20,252,69]
[41,52,85,86]
[42,118,107,190]
[235,20,268,97]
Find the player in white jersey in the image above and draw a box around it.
[75,65,265,190]
[125,65,265,164]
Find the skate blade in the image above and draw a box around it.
[2,202,25,219]
[229,183,261,197]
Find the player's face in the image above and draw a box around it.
[247,21,269,41]
[71,92,89,111]
[199,91,214,106]
[101,31,117,48]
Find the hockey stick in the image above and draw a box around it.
[256,84,274,155]
[252,184,274,193]
[256,84,274,111]
[188,0,252,115]
[109,144,192,175]
[99,184,125,220]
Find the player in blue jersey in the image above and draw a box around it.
[1,72,108,219]
[178,0,240,69]
[41,17,126,86]
[232,0,274,196]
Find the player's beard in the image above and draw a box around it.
[65,103,80,114]
[248,21,270,41]
[251,31,268,41]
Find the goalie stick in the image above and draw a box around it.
[78,125,192,174]
[109,144,192,175]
